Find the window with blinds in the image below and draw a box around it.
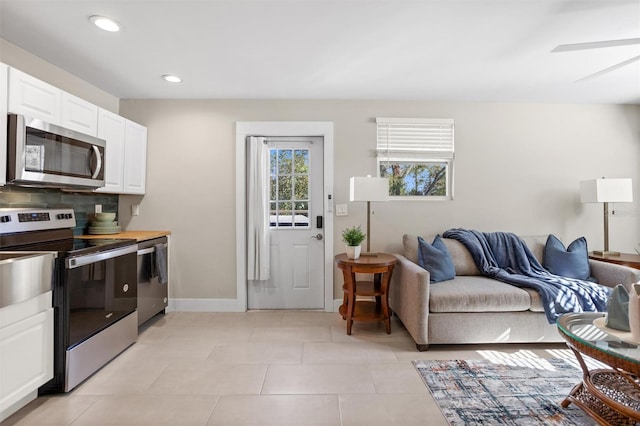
[376,117,454,199]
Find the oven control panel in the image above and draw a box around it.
[0,208,76,234]
[19,212,51,222]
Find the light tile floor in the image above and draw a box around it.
[3,311,571,426]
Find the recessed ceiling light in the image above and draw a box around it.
[89,15,120,32]
[162,74,182,83]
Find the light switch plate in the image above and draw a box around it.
[335,204,348,216]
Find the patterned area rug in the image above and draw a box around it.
[413,358,597,425]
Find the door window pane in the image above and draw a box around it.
[270,147,311,228]
[294,176,308,200]
[278,150,292,174]
[294,150,309,173]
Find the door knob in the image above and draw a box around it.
[311,234,323,240]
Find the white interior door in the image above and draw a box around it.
[248,137,324,309]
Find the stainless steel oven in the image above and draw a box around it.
[63,243,137,391]
[7,113,106,189]
[0,207,138,393]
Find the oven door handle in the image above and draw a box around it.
[66,244,137,269]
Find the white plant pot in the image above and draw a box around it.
[346,245,361,259]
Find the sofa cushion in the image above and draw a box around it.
[543,234,591,281]
[429,276,532,313]
[404,234,481,276]
[442,238,481,276]
[404,233,548,277]
[417,236,455,283]
[523,288,545,312]
[519,235,548,264]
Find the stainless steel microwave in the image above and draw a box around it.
[7,114,106,189]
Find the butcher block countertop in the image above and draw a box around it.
[77,231,171,242]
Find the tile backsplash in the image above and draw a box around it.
[0,186,118,235]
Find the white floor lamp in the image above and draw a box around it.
[580,178,633,256]
[349,176,389,255]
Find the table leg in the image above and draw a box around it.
[563,344,640,425]
[345,270,355,335]
[373,272,382,311]
[381,266,394,334]
[341,288,347,320]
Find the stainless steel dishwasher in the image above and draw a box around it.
[137,237,169,326]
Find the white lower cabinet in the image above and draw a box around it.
[0,293,54,422]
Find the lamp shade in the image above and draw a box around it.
[580,178,633,203]
[349,177,389,202]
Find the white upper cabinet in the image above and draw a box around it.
[122,120,147,194]
[96,110,147,195]
[9,68,98,137]
[95,108,126,193]
[8,68,61,124]
[0,63,8,187]
[61,92,98,136]
[6,66,148,195]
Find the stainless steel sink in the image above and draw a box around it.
[0,251,57,308]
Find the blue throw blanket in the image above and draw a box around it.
[442,229,611,324]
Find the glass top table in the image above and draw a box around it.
[557,312,640,425]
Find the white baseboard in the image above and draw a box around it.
[167,298,342,313]
[167,298,246,312]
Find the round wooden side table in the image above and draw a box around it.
[335,253,397,335]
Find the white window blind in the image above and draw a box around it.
[376,117,454,160]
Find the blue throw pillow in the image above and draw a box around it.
[543,234,592,281]
[417,235,455,283]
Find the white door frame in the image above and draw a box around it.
[236,122,334,312]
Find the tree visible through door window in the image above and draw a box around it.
[270,148,310,228]
[376,117,454,200]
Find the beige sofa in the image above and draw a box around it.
[390,234,640,351]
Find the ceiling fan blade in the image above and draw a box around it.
[552,38,640,52]
[576,55,640,82]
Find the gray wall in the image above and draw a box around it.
[118,99,640,302]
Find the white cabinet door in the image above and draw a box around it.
[0,63,8,186]
[122,120,147,194]
[8,68,61,124]
[0,303,53,422]
[95,109,126,193]
[61,92,98,136]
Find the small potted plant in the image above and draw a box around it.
[342,225,366,259]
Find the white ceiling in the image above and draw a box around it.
[1,0,639,104]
